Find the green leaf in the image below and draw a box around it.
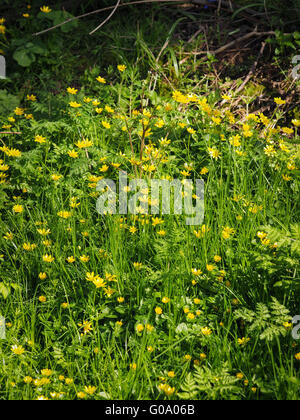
[13,49,36,67]
[0,282,10,299]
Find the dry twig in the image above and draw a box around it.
[89,0,121,35]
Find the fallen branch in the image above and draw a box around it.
[0,131,22,135]
[185,29,276,57]
[33,0,189,36]
[234,41,266,96]
[89,0,121,35]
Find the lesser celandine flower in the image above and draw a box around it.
[11,345,25,355]
[155,307,163,315]
[201,327,212,336]
[274,97,286,106]
[238,337,250,346]
[118,65,127,72]
[57,211,71,219]
[35,135,46,144]
[102,121,111,129]
[136,324,144,333]
[13,204,23,214]
[69,101,81,108]
[40,6,52,13]
[43,254,54,263]
[41,369,52,377]
[75,139,93,149]
[26,94,36,101]
[96,76,106,84]
[222,227,235,240]
[67,87,78,95]
[68,150,79,158]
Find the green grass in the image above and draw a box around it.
[0,1,299,401]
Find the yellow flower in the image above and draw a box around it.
[42,254,54,263]
[222,94,232,101]
[102,121,111,129]
[24,376,33,384]
[84,386,97,395]
[292,119,300,127]
[75,139,93,149]
[162,297,170,304]
[129,226,137,234]
[187,127,196,135]
[159,383,175,397]
[236,372,244,380]
[40,6,52,13]
[57,211,71,219]
[3,232,13,240]
[14,107,24,116]
[39,296,47,303]
[295,353,300,361]
[67,256,75,263]
[167,371,175,378]
[13,204,23,214]
[11,345,25,355]
[23,243,37,251]
[133,262,143,270]
[35,135,46,144]
[78,320,93,335]
[136,324,144,333]
[80,255,90,263]
[274,97,286,106]
[68,150,79,158]
[206,264,216,272]
[214,255,222,262]
[118,65,127,72]
[26,94,37,101]
[41,369,52,377]
[237,337,250,346]
[201,326,212,336]
[222,227,235,240]
[155,307,163,315]
[67,87,78,95]
[208,147,221,160]
[105,105,114,113]
[51,174,62,181]
[6,148,22,157]
[96,76,106,84]
[69,101,81,108]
